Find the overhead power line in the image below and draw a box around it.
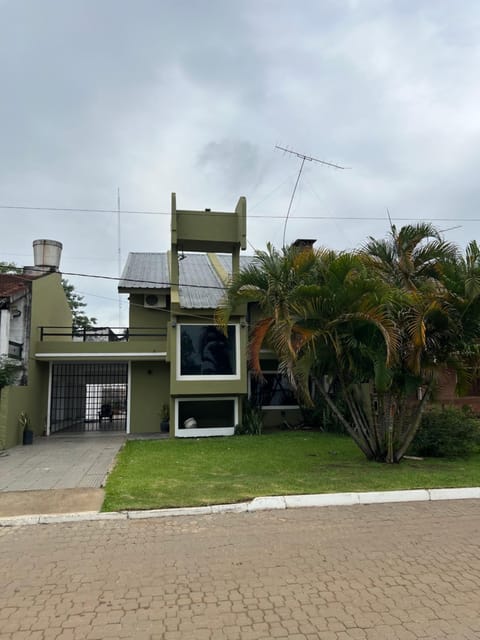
[2,265,229,292]
[0,203,479,223]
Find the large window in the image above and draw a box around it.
[175,397,238,437]
[177,324,239,379]
[249,372,298,408]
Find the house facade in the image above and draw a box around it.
[0,195,302,448]
[29,194,259,440]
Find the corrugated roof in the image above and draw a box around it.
[217,254,256,275]
[118,253,170,289]
[179,254,225,309]
[119,252,256,309]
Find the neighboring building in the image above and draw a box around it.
[0,241,72,449]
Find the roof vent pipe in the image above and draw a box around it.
[32,239,63,272]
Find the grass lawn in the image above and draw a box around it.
[102,431,480,512]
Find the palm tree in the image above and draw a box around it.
[219,227,476,463]
[362,222,458,291]
[217,242,322,375]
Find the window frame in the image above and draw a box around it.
[176,323,241,381]
[174,396,238,437]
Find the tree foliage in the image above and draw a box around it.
[0,356,22,390]
[61,279,97,329]
[219,225,480,463]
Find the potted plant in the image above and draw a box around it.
[19,411,34,445]
[160,404,170,433]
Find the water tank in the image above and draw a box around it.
[32,239,63,271]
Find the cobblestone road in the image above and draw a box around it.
[1,500,480,639]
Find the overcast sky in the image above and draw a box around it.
[1,0,480,325]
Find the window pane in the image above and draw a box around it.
[251,373,297,407]
[178,399,235,429]
[180,325,236,376]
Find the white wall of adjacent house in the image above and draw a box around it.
[9,296,27,345]
[0,308,10,355]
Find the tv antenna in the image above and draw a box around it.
[275,145,349,246]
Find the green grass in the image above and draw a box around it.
[102,432,480,512]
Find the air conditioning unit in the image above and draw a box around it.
[144,294,167,309]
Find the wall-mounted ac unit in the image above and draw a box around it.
[144,294,167,309]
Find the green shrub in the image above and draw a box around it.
[235,402,263,435]
[409,405,480,458]
[0,356,22,390]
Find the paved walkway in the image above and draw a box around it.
[0,434,125,516]
[1,500,479,639]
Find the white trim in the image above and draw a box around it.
[46,362,53,436]
[176,323,240,381]
[35,352,167,359]
[174,396,238,438]
[126,362,132,434]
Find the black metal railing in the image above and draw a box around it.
[39,326,167,342]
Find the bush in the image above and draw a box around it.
[0,356,22,390]
[235,402,263,435]
[409,405,480,458]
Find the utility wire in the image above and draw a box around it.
[1,265,231,291]
[1,203,478,223]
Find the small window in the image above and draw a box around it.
[177,324,238,379]
[250,372,298,408]
[175,397,238,437]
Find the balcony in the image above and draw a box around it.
[35,327,168,362]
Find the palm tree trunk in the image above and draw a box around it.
[311,375,376,459]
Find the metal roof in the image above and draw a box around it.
[118,253,170,290]
[120,252,256,309]
[179,254,225,309]
[216,254,256,274]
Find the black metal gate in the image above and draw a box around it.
[50,363,128,433]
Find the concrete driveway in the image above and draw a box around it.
[0,433,125,516]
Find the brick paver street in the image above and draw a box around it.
[1,500,480,639]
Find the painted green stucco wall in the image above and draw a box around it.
[129,361,170,433]
[128,294,169,339]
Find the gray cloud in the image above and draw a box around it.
[1,0,480,323]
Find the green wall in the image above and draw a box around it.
[129,361,170,433]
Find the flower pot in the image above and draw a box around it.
[160,420,170,433]
[23,429,33,445]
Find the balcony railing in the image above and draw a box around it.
[39,326,167,343]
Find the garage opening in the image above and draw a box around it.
[50,362,128,433]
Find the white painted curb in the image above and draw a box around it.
[429,487,480,501]
[247,496,286,511]
[285,492,359,508]
[358,489,430,504]
[1,487,479,527]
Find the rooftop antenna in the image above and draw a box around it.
[275,145,348,247]
[117,187,122,326]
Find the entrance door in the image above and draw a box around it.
[50,362,128,433]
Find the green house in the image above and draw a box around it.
[1,195,301,447]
